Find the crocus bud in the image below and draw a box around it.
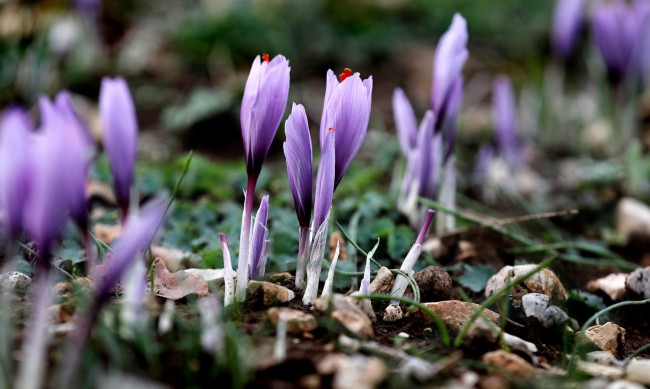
[552,0,585,58]
[492,75,520,166]
[591,0,647,86]
[283,103,313,228]
[320,69,372,188]
[392,88,418,157]
[432,13,468,141]
[100,77,138,217]
[0,108,33,240]
[241,54,291,179]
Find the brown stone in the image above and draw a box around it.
[331,310,374,338]
[626,266,650,299]
[329,232,347,260]
[267,307,317,334]
[248,280,295,306]
[408,300,499,339]
[482,350,537,380]
[582,322,626,358]
[414,266,452,302]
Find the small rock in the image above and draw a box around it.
[576,360,624,379]
[317,354,387,389]
[521,293,570,328]
[408,300,500,341]
[383,304,403,322]
[482,350,537,380]
[0,272,31,294]
[312,294,374,338]
[485,265,567,307]
[625,359,650,385]
[267,308,317,334]
[368,267,394,294]
[413,266,452,302]
[585,351,619,365]
[606,380,646,389]
[581,322,626,358]
[331,310,374,338]
[616,198,650,241]
[587,273,628,301]
[265,272,293,283]
[626,267,650,299]
[248,281,295,306]
[349,292,376,322]
[479,373,510,389]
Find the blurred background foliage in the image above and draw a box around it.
[0,0,553,158]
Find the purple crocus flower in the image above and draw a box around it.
[241,54,291,180]
[591,0,648,86]
[23,114,73,266]
[492,75,520,167]
[313,129,335,233]
[248,195,270,280]
[283,103,313,228]
[237,54,290,301]
[0,108,33,240]
[392,88,418,156]
[283,103,313,288]
[302,128,335,304]
[552,0,585,58]
[99,77,138,220]
[39,93,91,230]
[320,68,372,188]
[431,13,468,147]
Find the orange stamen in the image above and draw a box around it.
[338,68,352,82]
[262,53,270,63]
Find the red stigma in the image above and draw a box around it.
[338,68,352,82]
[262,53,270,63]
[328,127,335,132]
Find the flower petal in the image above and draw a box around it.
[283,103,313,227]
[100,77,138,210]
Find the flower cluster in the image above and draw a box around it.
[394,14,467,230]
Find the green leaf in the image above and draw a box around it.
[387,225,414,258]
[457,264,497,293]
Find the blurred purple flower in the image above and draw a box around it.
[473,144,495,182]
[591,0,650,85]
[313,128,335,233]
[39,93,91,230]
[431,13,468,152]
[248,195,270,280]
[66,196,166,382]
[100,77,138,218]
[0,108,33,240]
[283,103,313,228]
[241,54,291,180]
[23,113,73,265]
[392,88,418,156]
[320,68,372,188]
[552,0,585,58]
[492,75,520,166]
